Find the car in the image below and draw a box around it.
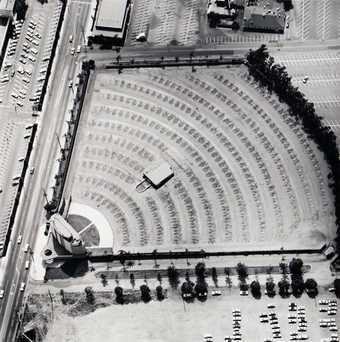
[70,47,75,55]
[69,34,73,43]
[30,167,35,175]
[1,76,9,83]
[330,327,338,332]
[211,290,222,296]
[32,39,39,46]
[16,101,23,107]
[35,32,42,39]
[68,80,73,88]
[22,77,30,83]
[28,55,36,62]
[0,289,4,298]
[19,58,27,64]
[30,47,38,55]
[268,304,276,309]
[19,282,25,292]
[76,45,81,53]
[25,260,30,269]
[320,307,328,312]
[302,76,309,84]
[203,334,213,341]
[17,234,23,244]
[11,92,18,99]
[24,243,29,252]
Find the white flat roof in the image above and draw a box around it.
[96,0,128,30]
[144,163,173,187]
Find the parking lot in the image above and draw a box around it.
[0,0,63,112]
[43,285,339,342]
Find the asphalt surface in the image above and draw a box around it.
[0,0,91,340]
[0,0,339,340]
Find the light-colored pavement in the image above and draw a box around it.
[0,0,92,340]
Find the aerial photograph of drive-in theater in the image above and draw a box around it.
[0,0,340,341]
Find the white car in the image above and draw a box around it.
[17,234,23,244]
[25,260,30,269]
[24,243,29,253]
[19,282,25,292]
[0,289,4,298]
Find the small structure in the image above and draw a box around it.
[49,214,86,255]
[136,163,174,192]
[89,0,131,45]
[243,0,286,33]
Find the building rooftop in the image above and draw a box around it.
[96,0,128,30]
[243,0,285,31]
[50,214,81,242]
[144,163,174,188]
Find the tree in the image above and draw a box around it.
[212,267,218,287]
[266,277,276,297]
[60,289,66,305]
[195,262,206,282]
[181,281,194,301]
[334,279,340,298]
[279,262,288,276]
[278,279,290,298]
[250,280,261,299]
[130,273,135,289]
[84,287,95,304]
[115,286,124,304]
[156,285,164,301]
[236,263,248,282]
[195,281,208,300]
[291,275,305,297]
[140,284,151,303]
[167,265,179,289]
[157,272,162,284]
[289,258,304,276]
[100,273,108,287]
[304,278,318,298]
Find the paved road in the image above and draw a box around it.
[0,0,91,340]
[0,0,338,339]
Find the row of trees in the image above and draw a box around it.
[246,45,340,254]
[73,258,321,306]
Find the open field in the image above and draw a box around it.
[63,65,336,253]
[43,286,339,342]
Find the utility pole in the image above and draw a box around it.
[42,188,50,206]
[47,289,54,321]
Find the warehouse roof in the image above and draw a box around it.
[96,0,128,30]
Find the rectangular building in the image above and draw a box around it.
[90,0,131,44]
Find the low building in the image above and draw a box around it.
[143,163,174,189]
[49,214,86,255]
[89,0,131,45]
[243,0,286,33]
